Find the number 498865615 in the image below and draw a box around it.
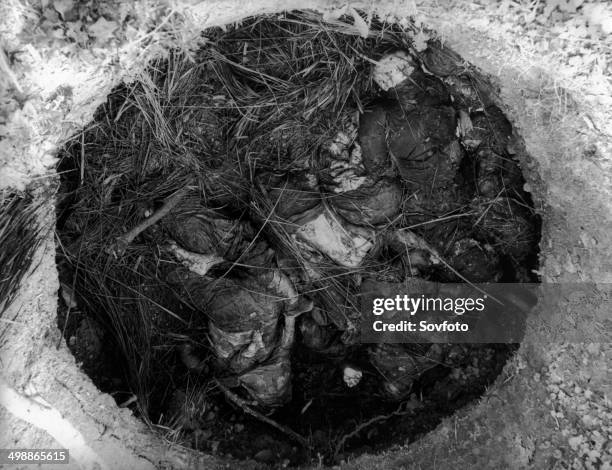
[0,449,69,464]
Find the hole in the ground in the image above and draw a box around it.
[54,11,541,466]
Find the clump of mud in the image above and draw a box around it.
[55,11,540,465]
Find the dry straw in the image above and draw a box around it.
[56,10,415,426]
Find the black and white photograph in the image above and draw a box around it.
[0,1,610,469]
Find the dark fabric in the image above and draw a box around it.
[379,231,437,271]
[476,149,525,199]
[358,105,388,173]
[388,69,452,108]
[256,170,321,221]
[419,40,466,78]
[167,267,296,403]
[464,106,514,155]
[418,42,497,109]
[299,314,334,352]
[164,201,256,260]
[203,276,282,333]
[442,75,487,109]
[386,103,458,190]
[330,177,403,227]
[238,352,292,407]
[448,238,501,282]
[167,270,281,333]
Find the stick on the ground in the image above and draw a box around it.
[333,401,419,459]
[112,186,190,257]
[215,380,310,449]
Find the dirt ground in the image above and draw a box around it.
[0,1,611,469]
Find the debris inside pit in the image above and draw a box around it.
[55,11,541,466]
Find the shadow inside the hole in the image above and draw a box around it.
[53,10,542,466]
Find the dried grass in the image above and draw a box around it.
[56,10,418,424]
[0,191,43,326]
